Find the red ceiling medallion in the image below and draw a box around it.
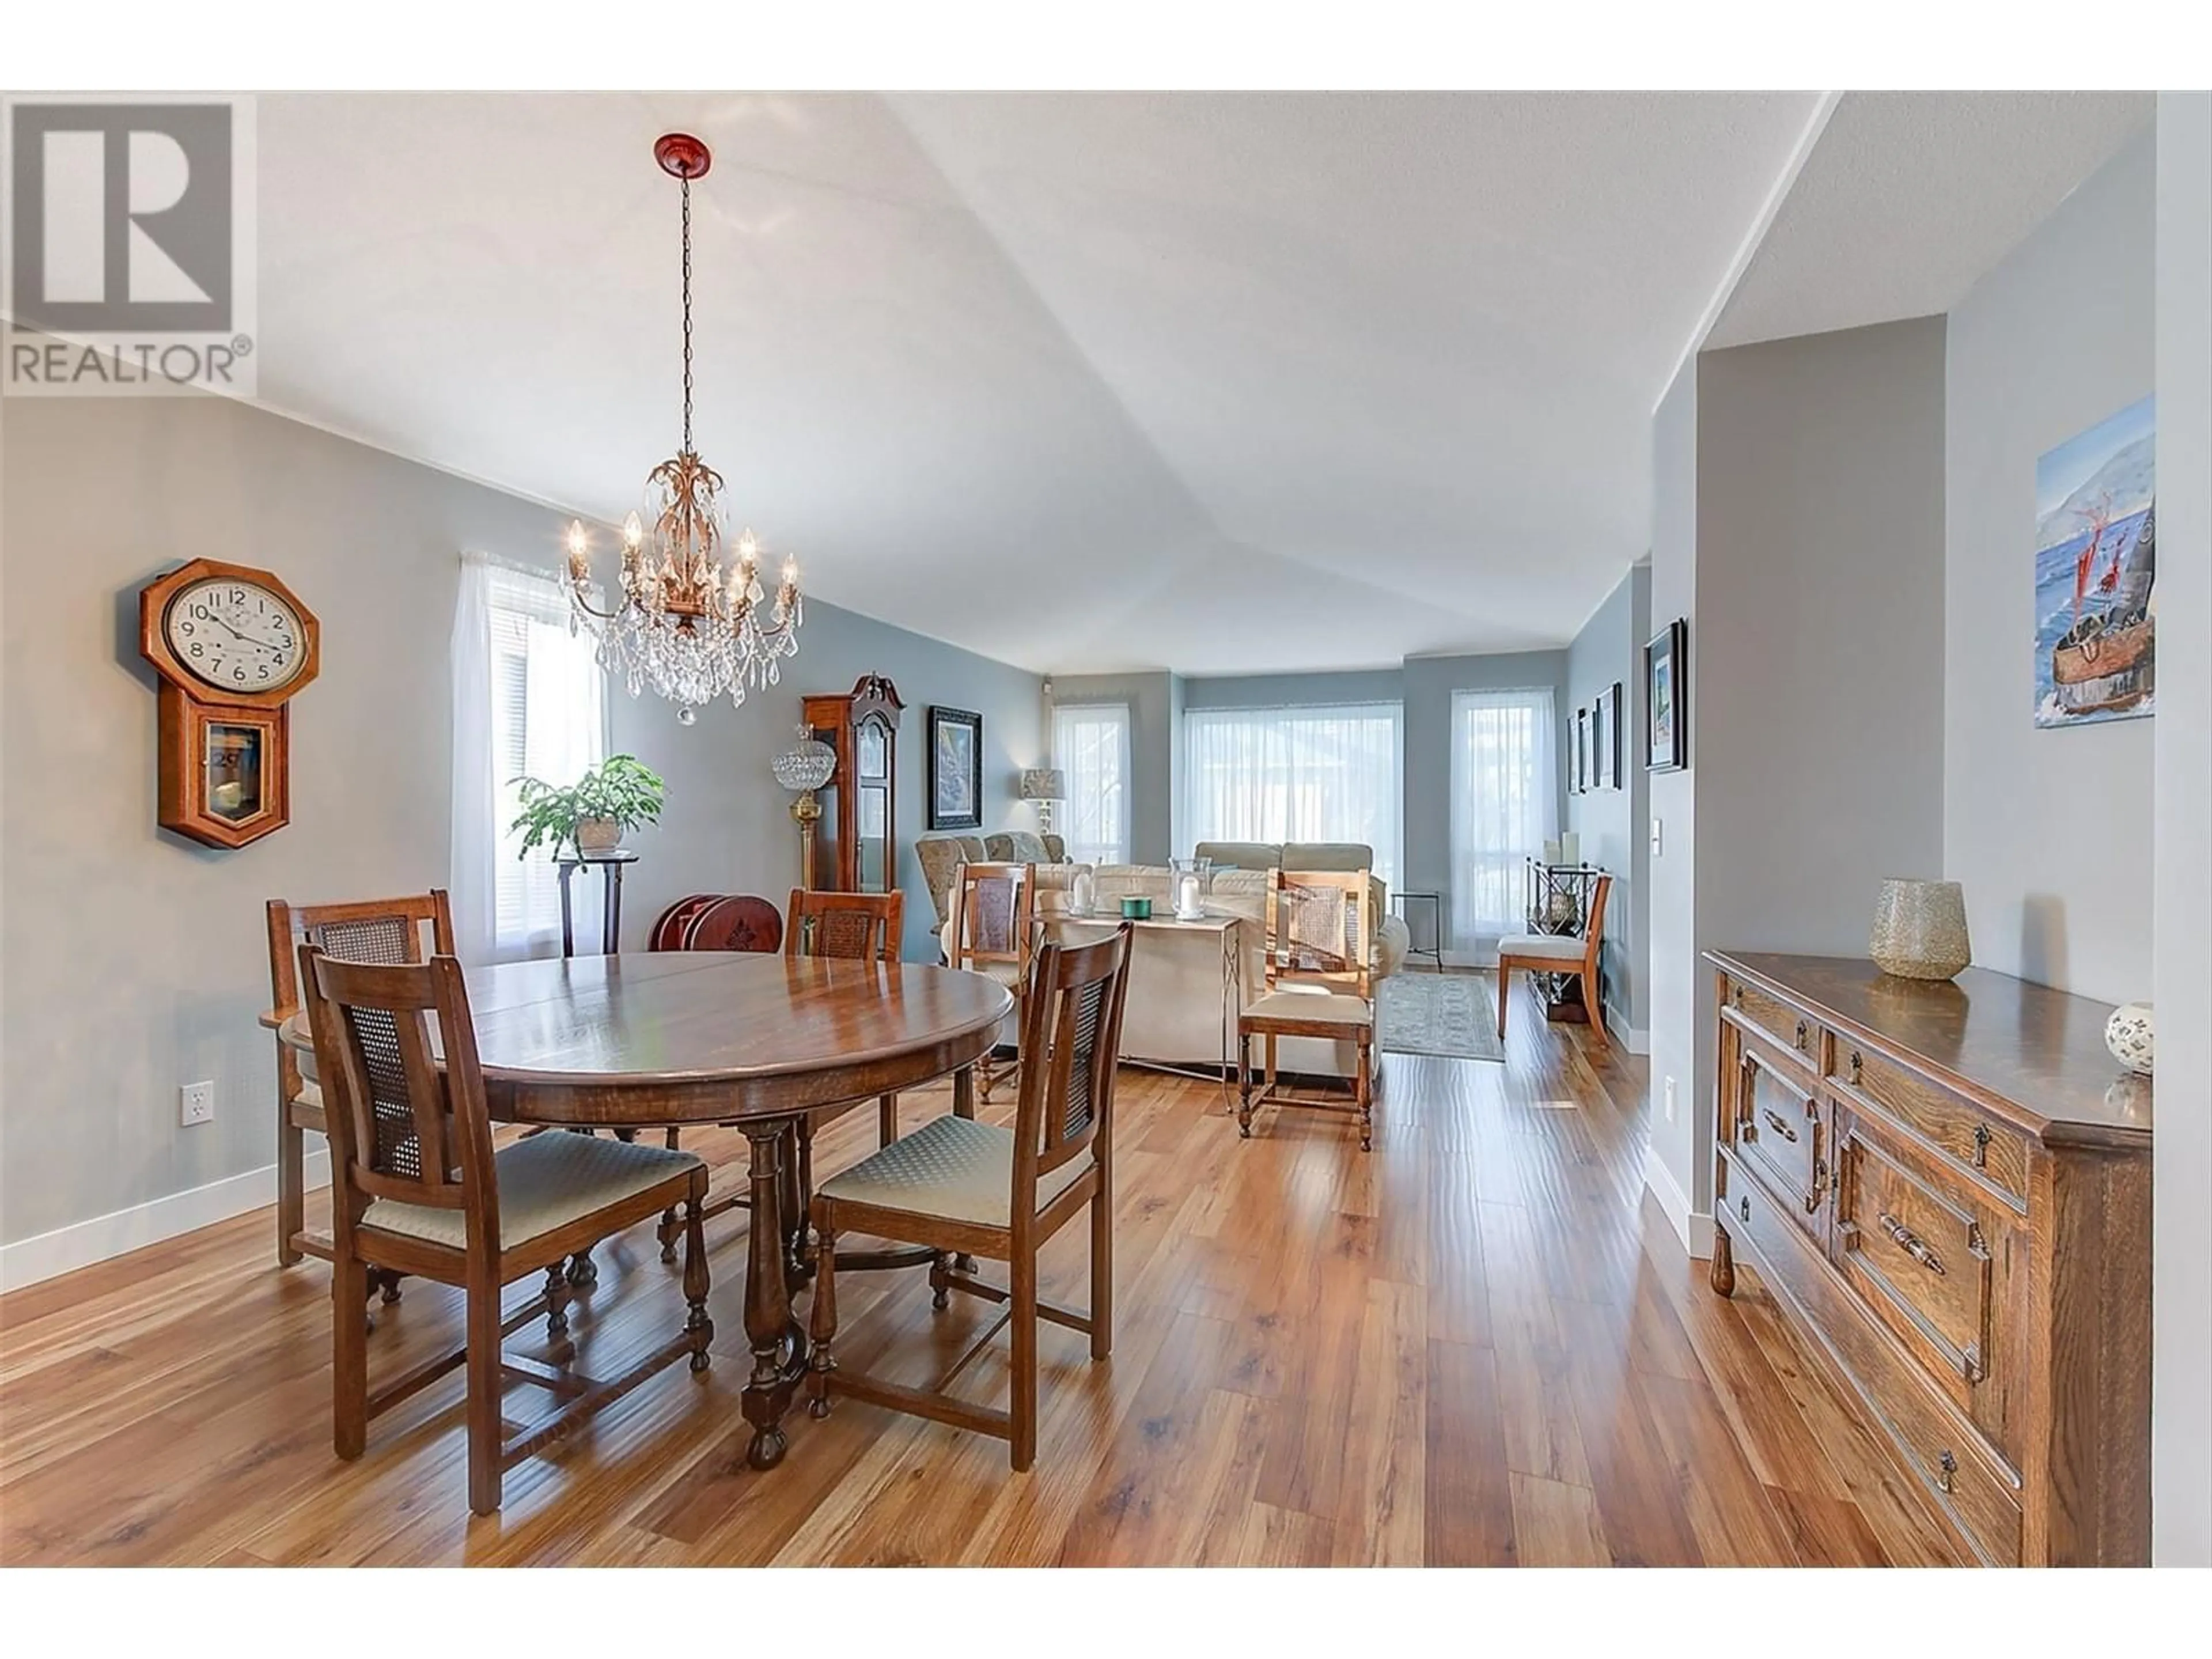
[654,132,711,180]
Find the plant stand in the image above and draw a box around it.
[557,849,640,957]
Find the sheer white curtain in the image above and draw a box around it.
[1053,703,1131,865]
[450,554,606,963]
[1448,688,1558,957]
[1183,704,1402,886]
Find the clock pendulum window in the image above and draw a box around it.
[138,559,320,849]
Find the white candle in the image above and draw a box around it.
[1559,832,1581,868]
[1179,874,1200,915]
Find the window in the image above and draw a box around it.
[1183,704,1402,888]
[1052,702,1131,866]
[451,555,606,962]
[1448,688,1558,956]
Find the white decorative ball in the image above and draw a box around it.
[2104,1002,2154,1076]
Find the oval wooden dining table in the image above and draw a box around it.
[278,950,1013,1470]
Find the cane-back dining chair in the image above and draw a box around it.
[787,887,907,1142]
[1496,873,1613,1054]
[1236,868,1378,1150]
[944,861,1037,1104]
[265,891,454,1275]
[298,945,712,1515]
[806,922,1134,1470]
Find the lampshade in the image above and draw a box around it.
[770,728,836,794]
[1020,767,1066,802]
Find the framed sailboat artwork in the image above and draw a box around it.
[2034,397,2154,729]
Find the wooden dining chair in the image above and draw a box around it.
[266,891,454,1274]
[1497,873,1613,1054]
[298,944,713,1516]
[944,861,1037,1104]
[806,922,1134,1470]
[787,888,906,1146]
[1236,869,1378,1151]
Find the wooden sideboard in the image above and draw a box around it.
[1705,951,2152,1567]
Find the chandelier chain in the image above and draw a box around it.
[680,175,694,453]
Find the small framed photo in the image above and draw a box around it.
[1597,680,1623,789]
[927,706,983,829]
[1574,706,1592,794]
[1645,620,1688,773]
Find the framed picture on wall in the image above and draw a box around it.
[1574,705,1592,794]
[1598,680,1623,789]
[1645,620,1688,772]
[927,706,984,829]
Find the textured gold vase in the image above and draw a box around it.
[1869,878,1972,980]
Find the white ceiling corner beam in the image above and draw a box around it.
[1654,90,1843,408]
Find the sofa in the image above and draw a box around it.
[914,830,1070,936]
[1068,850,1408,1080]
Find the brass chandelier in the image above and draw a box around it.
[565,132,803,725]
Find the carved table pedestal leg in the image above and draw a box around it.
[740,1117,809,1469]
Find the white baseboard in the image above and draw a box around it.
[1643,1144,1714,1259]
[0,1151,328,1294]
[1607,1006,1651,1054]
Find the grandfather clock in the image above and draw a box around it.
[801,674,903,892]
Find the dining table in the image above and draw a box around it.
[275,950,1013,1470]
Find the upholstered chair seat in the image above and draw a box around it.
[361,1132,701,1252]
[817,1112,1091,1229]
[1494,932,1588,963]
[1243,986,1375,1026]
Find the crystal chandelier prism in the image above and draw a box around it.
[565,132,802,725]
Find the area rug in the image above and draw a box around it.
[1376,971,1504,1062]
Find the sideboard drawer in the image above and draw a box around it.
[1830,1041,2029,1209]
[1724,977,1821,1071]
[1731,1032,1827,1233]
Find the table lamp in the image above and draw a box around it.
[1020,767,1066,838]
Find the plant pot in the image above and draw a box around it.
[575,817,623,855]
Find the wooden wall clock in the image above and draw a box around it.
[138,558,320,849]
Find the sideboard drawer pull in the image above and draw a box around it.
[1937,1449,1958,1494]
[1762,1108,1800,1143]
[1878,1210,1945,1276]
[1794,1017,1809,1051]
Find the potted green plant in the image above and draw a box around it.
[511,754,666,861]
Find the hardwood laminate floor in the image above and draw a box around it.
[0,982,1963,1566]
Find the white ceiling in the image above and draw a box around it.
[248,92,2145,677]
[1708,92,2152,350]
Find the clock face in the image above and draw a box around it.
[163,577,308,694]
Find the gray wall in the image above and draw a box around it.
[1182,669,1404,709]
[1646,365,1702,1218]
[1649,318,1950,1224]
[1945,129,2156,1003]
[1050,670,1177,865]
[0,391,1039,1252]
[2153,89,2212,1569]
[1565,564,1652,1034]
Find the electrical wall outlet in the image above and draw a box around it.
[1663,1076,1677,1123]
[180,1080,215,1127]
